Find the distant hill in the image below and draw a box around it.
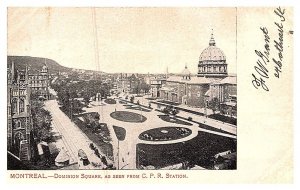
[7,56,106,75]
[7,56,72,74]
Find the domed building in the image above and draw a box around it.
[158,31,236,112]
[181,65,191,80]
[198,32,228,78]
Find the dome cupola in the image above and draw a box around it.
[197,30,228,78]
[181,65,191,80]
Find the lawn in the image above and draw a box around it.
[125,105,152,112]
[157,100,181,106]
[110,111,147,123]
[198,123,235,135]
[137,131,236,169]
[113,125,126,141]
[104,98,117,104]
[158,115,192,126]
[139,127,192,141]
[208,114,237,125]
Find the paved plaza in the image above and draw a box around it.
[44,93,236,170]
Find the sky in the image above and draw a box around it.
[8,7,237,74]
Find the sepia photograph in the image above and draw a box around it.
[7,7,237,170]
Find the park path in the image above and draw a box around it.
[85,97,235,169]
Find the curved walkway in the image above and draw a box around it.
[84,98,236,169]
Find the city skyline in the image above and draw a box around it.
[8,7,237,74]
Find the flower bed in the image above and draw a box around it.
[139,127,192,141]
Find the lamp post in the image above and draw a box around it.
[117,139,120,170]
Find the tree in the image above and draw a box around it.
[130,96,135,103]
[31,101,53,143]
[140,82,151,94]
[171,108,179,116]
[71,99,84,115]
[209,97,220,114]
[162,105,172,115]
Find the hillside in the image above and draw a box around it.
[7,56,107,75]
[7,56,72,74]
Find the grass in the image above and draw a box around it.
[104,98,117,104]
[174,115,235,136]
[125,105,152,112]
[112,126,126,141]
[118,98,153,110]
[198,123,235,135]
[139,127,192,141]
[137,131,236,169]
[158,115,193,126]
[157,100,181,106]
[208,114,237,125]
[110,111,147,123]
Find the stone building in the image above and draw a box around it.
[117,73,142,94]
[7,61,32,161]
[159,32,237,110]
[144,74,166,98]
[28,64,50,100]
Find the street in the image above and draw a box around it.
[44,100,106,169]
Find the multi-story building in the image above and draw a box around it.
[28,64,50,100]
[7,61,33,161]
[144,74,166,98]
[116,73,142,94]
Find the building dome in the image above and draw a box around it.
[199,34,226,62]
[197,30,228,78]
[181,65,191,75]
[181,65,191,80]
[199,46,226,62]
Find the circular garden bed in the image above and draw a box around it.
[104,98,117,104]
[139,127,192,141]
[110,111,147,123]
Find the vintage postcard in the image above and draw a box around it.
[5,6,293,183]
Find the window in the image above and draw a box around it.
[12,98,17,114]
[19,99,25,113]
[13,90,18,96]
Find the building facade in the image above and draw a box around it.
[159,32,237,110]
[117,73,142,94]
[28,65,51,100]
[7,61,33,161]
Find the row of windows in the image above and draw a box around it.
[200,56,225,60]
[30,80,48,84]
[29,75,48,80]
[32,87,47,91]
[12,90,26,96]
[199,66,227,73]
